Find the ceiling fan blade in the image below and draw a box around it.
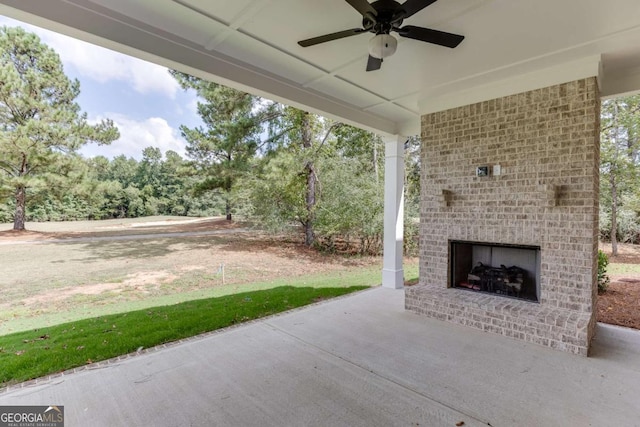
[401,0,438,18]
[298,28,367,47]
[345,0,377,19]
[366,55,382,72]
[397,25,464,48]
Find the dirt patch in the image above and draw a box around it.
[0,217,243,242]
[20,271,178,308]
[599,241,640,264]
[0,229,59,242]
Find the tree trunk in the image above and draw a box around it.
[373,141,379,185]
[225,198,232,221]
[611,101,619,256]
[225,178,232,221]
[610,173,618,256]
[304,162,316,246]
[302,112,315,247]
[13,185,26,231]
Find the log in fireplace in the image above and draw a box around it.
[449,240,540,302]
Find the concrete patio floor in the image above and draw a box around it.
[1,287,639,426]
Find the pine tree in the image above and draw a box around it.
[170,71,270,221]
[0,26,118,230]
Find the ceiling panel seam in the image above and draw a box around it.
[363,101,419,116]
[170,0,335,77]
[172,0,271,50]
[169,0,403,111]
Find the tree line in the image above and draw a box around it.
[0,26,421,254]
[0,147,218,222]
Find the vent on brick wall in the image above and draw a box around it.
[450,240,540,302]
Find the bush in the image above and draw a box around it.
[313,157,384,255]
[403,217,419,256]
[0,201,14,223]
[598,250,610,293]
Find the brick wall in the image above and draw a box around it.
[405,78,600,356]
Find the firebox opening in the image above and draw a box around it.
[449,240,540,303]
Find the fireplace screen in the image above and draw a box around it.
[449,241,540,302]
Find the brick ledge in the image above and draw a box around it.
[405,284,594,356]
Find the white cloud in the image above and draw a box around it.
[82,114,187,160]
[173,91,199,118]
[0,16,180,99]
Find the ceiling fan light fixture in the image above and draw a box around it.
[297,0,465,72]
[368,34,397,59]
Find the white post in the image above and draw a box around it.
[382,135,405,289]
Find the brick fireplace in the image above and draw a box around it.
[405,78,600,356]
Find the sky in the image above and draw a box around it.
[0,15,204,160]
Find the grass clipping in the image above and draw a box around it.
[0,285,367,387]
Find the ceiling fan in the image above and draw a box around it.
[298,0,464,71]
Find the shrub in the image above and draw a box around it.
[598,250,610,293]
[403,217,419,256]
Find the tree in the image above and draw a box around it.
[158,150,190,215]
[300,111,317,246]
[248,151,308,233]
[314,155,384,254]
[136,147,163,215]
[250,109,384,249]
[106,155,138,188]
[317,123,386,252]
[600,96,640,255]
[0,26,118,230]
[263,107,324,246]
[170,71,270,220]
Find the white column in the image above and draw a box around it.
[382,135,405,289]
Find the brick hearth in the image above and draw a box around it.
[405,78,600,356]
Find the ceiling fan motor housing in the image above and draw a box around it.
[364,0,406,34]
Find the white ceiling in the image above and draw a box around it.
[1,0,640,136]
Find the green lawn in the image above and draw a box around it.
[0,263,419,387]
[0,285,367,387]
[0,262,419,335]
